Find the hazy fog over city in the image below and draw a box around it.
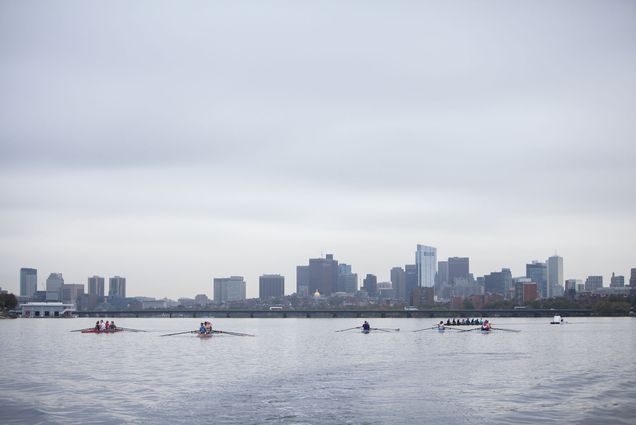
[1,1,635,299]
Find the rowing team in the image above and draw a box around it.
[198,321,213,335]
[437,320,491,331]
[446,318,484,326]
[94,319,117,331]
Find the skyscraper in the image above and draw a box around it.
[337,263,358,294]
[109,276,126,298]
[547,255,563,299]
[631,269,636,288]
[213,276,246,303]
[585,276,603,291]
[296,265,309,297]
[609,273,625,287]
[526,261,548,298]
[390,267,406,302]
[259,274,285,299]
[448,257,469,285]
[61,284,85,304]
[362,274,378,297]
[20,268,37,298]
[88,276,105,297]
[404,264,418,304]
[484,268,512,296]
[416,245,437,290]
[308,254,339,296]
[46,273,64,301]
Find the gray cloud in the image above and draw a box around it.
[1,1,635,297]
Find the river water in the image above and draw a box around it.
[0,317,634,424]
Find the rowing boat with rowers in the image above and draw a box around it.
[81,328,124,334]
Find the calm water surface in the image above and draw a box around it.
[1,317,634,424]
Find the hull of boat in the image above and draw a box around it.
[197,333,213,338]
[361,329,370,334]
[81,329,123,334]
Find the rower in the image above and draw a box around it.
[481,320,491,331]
[198,322,206,334]
[446,319,451,325]
[205,321,213,334]
[437,321,445,330]
[362,321,370,331]
[94,321,100,331]
[110,321,116,329]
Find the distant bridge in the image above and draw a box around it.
[75,308,593,318]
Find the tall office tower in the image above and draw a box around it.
[390,267,406,302]
[61,284,85,304]
[513,277,531,304]
[631,269,636,287]
[547,255,563,299]
[213,276,247,303]
[437,261,449,286]
[526,261,548,298]
[338,273,358,294]
[362,274,378,297]
[484,268,512,296]
[337,263,358,294]
[88,276,105,297]
[296,266,310,296]
[448,257,469,285]
[416,245,437,290]
[308,254,339,296]
[564,279,581,293]
[585,275,603,291]
[109,276,126,298]
[259,274,285,299]
[339,264,352,275]
[609,273,625,287]
[45,273,64,301]
[20,268,38,298]
[404,264,418,303]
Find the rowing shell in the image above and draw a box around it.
[81,328,124,334]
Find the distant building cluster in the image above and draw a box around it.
[14,246,636,311]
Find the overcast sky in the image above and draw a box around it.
[1,1,635,299]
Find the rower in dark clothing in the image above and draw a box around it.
[446,319,451,325]
[362,321,371,331]
[94,321,100,331]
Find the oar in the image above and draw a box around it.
[160,330,196,337]
[373,327,400,332]
[336,327,362,332]
[120,327,147,332]
[457,327,482,333]
[412,327,436,332]
[70,328,93,332]
[491,327,521,333]
[212,330,255,337]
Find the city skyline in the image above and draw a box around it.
[7,246,635,300]
[1,2,635,299]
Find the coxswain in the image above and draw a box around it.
[362,321,370,331]
[481,320,491,331]
[198,322,206,334]
[437,321,445,330]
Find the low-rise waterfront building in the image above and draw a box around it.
[21,302,75,318]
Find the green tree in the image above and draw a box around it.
[462,299,475,310]
[0,293,18,310]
